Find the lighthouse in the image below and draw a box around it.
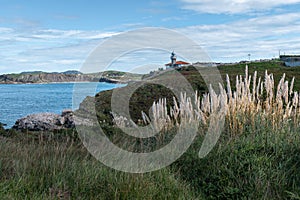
[170,51,177,68]
[165,51,190,68]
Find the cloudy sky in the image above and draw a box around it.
[1,0,300,74]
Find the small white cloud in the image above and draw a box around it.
[51,59,82,65]
[80,32,120,39]
[162,16,187,22]
[31,29,81,39]
[0,27,14,33]
[29,29,121,40]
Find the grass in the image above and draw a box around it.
[0,129,196,199]
[2,61,300,199]
[2,119,300,199]
[174,120,300,199]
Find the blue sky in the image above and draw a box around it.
[1,0,300,73]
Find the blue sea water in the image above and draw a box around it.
[0,82,125,128]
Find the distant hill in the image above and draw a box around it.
[20,71,45,75]
[20,70,83,75]
[0,70,142,84]
[62,70,83,75]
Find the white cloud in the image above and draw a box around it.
[0,27,16,41]
[180,0,300,14]
[0,28,122,74]
[178,12,300,62]
[29,29,121,40]
[52,59,83,65]
[0,27,14,33]
[162,16,187,22]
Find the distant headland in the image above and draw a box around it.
[0,70,143,84]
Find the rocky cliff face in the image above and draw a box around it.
[0,70,142,84]
[0,73,98,84]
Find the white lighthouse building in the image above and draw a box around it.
[165,51,190,68]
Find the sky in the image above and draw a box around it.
[1,0,300,74]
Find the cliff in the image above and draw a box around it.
[0,70,142,84]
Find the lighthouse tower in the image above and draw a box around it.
[170,51,177,68]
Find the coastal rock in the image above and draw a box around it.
[13,110,75,131]
[0,122,6,131]
[61,109,75,128]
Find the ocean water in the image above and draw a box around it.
[0,82,125,128]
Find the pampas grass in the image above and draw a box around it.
[114,65,300,136]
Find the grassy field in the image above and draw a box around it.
[1,61,300,199]
[1,120,300,199]
[0,129,196,199]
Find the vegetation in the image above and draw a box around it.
[1,61,300,199]
[0,130,195,199]
[113,64,300,198]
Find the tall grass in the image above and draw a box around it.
[114,65,300,135]
[0,130,196,199]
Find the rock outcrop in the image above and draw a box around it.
[12,109,97,131]
[13,110,75,131]
[0,122,6,131]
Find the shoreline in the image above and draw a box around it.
[0,80,129,85]
[0,71,142,85]
[0,82,128,129]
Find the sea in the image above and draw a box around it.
[0,82,125,128]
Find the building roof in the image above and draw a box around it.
[165,61,190,66]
